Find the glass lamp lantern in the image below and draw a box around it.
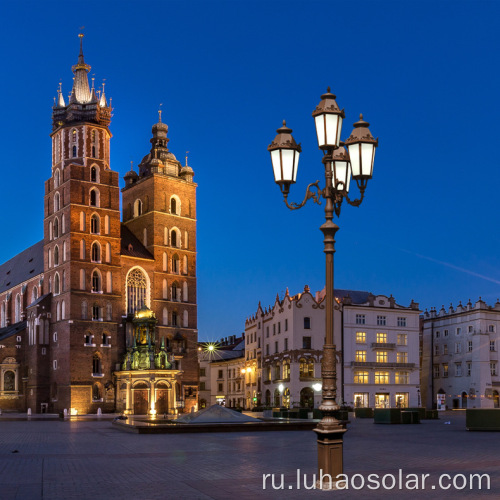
[344,114,378,180]
[268,121,301,190]
[312,88,345,150]
[330,145,351,193]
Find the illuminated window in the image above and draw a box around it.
[442,363,448,377]
[283,360,290,380]
[355,350,366,362]
[356,332,366,343]
[376,333,387,343]
[397,352,408,363]
[299,358,314,377]
[374,371,389,384]
[354,371,369,384]
[397,334,407,346]
[376,351,388,363]
[395,372,408,384]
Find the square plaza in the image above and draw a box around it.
[0,412,497,499]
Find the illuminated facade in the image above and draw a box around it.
[244,287,420,409]
[0,36,198,415]
[421,299,500,409]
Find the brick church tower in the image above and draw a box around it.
[4,34,199,415]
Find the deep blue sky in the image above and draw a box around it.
[2,1,500,341]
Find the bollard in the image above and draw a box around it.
[97,408,102,416]
[63,408,68,418]
[27,408,32,416]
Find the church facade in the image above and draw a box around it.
[0,36,198,415]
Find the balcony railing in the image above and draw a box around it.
[371,342,396,349]
[351,361,415,368]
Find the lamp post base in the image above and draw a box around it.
[313,424,347,490]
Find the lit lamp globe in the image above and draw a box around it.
[344,114,378,184]
[329,144,351,193]
[312,87,345,150]
[312,383,322,392]
[268,121,301,192]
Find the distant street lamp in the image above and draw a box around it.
[268,88,378,488]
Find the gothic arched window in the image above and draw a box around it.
[90,214,99,234]
[170,230,177,248]
[91,242,100,263]
[90,188,99,207]
[126,268,147,315]
[54,273,60,295]
[92,354,102,376]
[91,166,98,182]
[92,270,101,292]
[54,193,60,212]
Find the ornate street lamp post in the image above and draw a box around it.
[268,88,378,488]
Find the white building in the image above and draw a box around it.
[421,298,500,409]
[243,286,420,409]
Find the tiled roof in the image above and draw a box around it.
[120,225,154,260]
[0,241,44,295]
[335,289,371,305]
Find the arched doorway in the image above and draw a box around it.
[493,391,499,409]
[265,389,271,406]
[283,388,290,409]
[133,382,149,415]
[156,382,170,415]
[300,387,314,409]
[461,391,468,409]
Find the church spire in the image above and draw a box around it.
[71,33,92,104]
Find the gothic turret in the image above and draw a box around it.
[52,34,111,132]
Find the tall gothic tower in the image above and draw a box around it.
[37,35,122,411]
[121,114,199,412]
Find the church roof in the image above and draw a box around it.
[120,225,154,260]
[0,240,44,295]
[0,321,27,342]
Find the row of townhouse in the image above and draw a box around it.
[199,286,421,410]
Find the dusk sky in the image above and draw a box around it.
[1,1,499,341]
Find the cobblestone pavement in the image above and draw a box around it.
[0,412,497,499]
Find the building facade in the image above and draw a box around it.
[198,335,245,409]
[242,286,420,410]
[421,299,500,409]
[0,36,198,415]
